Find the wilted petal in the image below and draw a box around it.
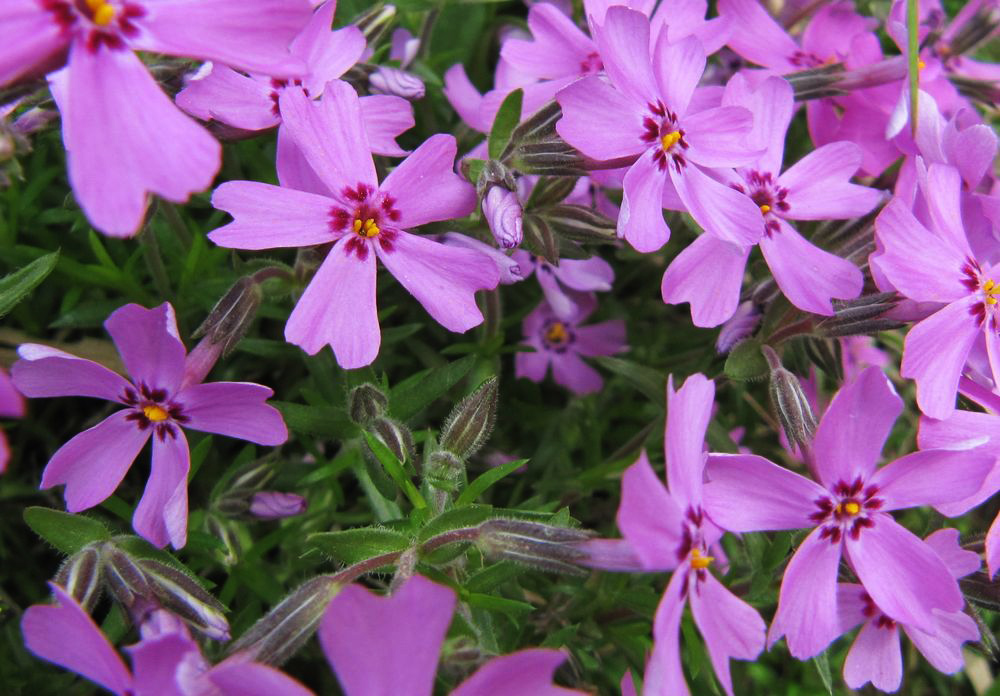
[870,448,993,512]
[661,234,750,328]
[319,575,455,696]
[22,584,133,695]
[811,366,902,489]
[105,303,187,394]
[555,76,646,162]
[452,649,584,696]
[133,429,190,549]
[285,237,379,367]
[177,382,287,446]
[12,344,131,402]
[380,134,474,228]
[619,151,669,252]
[210,181,337,249]
[704,454,823,532]
[42,410,150,512]
[617,451,685,570]
[842,621,902,692]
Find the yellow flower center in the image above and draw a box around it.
[660,131,682,151]
[984,279,999,305]
[353,217,380,238]
[917,59,927,70]
[836,500,861,516]
[689,548,714,570]
[544,321,569,345]
[143,405,169,422]
[86,0,116,26]
[759,204,771,214]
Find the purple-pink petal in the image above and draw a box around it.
[573,320,626,358]
[551,351,604,394]
[210,181,338,249]
[452,649,585,696]
[379,134,475,229]
[359,95,414,157]
[501,3,595,80]
[619,151,669,252]
[723,74,793,176]
[318,575,455,696]
[670,164,763,247]
[42,410,150,512]
[665,374,713,510]
[208,659,316,696]
[646,570,691,696]
[128,631,198,696]
[651,34,705,118]
[177,382,287,446]
[593,7,658,106]
[811,366,902,489]
[682,106,760,169]
[869,448,993,512]
[661,234,750,327]
[174,65,277,131]
[617,451,685,570]
[717,0,800,71]
[777,142,882,220]
[0,1,67,87]
[133,430,190,549]
[105,303,187,394]
[842,621,902,692]
[905,610,980,676]
[12,344,131,402]
[21,583,133,695]
[924,528,981,578]
[555,76,646,162]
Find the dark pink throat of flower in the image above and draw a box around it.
[730,171,790,237]
[810,477,885,544]
[328,184,402,261]
[44,0,146,51]
[961,258,1000,326]
[121,383,188,441]
[641,100,690,173]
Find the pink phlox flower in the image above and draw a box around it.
[21,583,312,696]
[10,303,287,549]
[555,7,764,252]
[837,529,980,692]
[616,375,765,696]
[1,0,313,237]
[662,74,879,326]
[438,232,525,285]
[841,336,890,383]
[319,574,587,696]
[872,161,1000,418]
[0,366,25,474]
[513,249,614,320]
[703,367,993,659]
[209,80,499,368]
[515,294,626,394]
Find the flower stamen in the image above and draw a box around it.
[689,548,714,569]
[143,405,169,422]
[660,131,682,151]
[353,217,380,238]
[984,278,999,305]
[86,0,116,25]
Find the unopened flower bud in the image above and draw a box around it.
[440,377,498,460]
[138,558,230,641]
[102,544,152,611]
[815,292,903,338]
[762,346,817,454]
[477,518,592,576]
[540,204,616,245]
[439,233,524,285]
[371,417,414,464]
[511,140,587,176]
[54,544,103,612]
[205,514,241,566]
[354,4,397,44]
[12,106,57,136]
[716,302,762,354]
[477,159,517,196]
[483,186,523,249]
[191,275,263,360]
[250,492,308,520]
[348,383,388,425]
[227,575,340,665]
[425,450,464,492]
[369,67,425,100]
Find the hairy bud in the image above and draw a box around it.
[369,67,425,100]
[371,417,414,465]
[762,346,817,453]
[425,450,464,492]
[348,383,388,425]
[476,159,517,196]
[815,292,903,338]
[540,204,617,245]
[477,518,592,575]
[482,186,523,249]
[250,492,308,520]
[440,377,498,460]
[139,559,230,641]
[102,544,152,611]
[54,544,103,612]
[192,275,263,359]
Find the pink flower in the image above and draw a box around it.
[11,303,287,548]
[209,81,499,368]
[0,0,313,236]
[0,366,25,474]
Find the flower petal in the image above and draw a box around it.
[128,630,200,696]
[922,162,974,257]
[665,374,714,510]
[501,3,595,80]
[905,611,979,675]
[104,303,187,394]
[208,660,316,696]
[652,34,705,117]
[717,0,800,71]
[682,106,760,169]
[670,164,763,247]
[21,584,133,695]
[722,74,793,175]
[554,76,646,162]
[42,410,150,512]
[379,134,475,228]
[359,95,414,157]
[376,230,498,333]
[452,649,584,696]
[318,575,455,696]
[811,366,902,489]
[133,429,190,549]
[0,1,68,87]
[777,142,882,220]
[551,352,604,395]
[661,234,750,327]
[923,528,981,579]
[573,320,626,357]
[617,451,685,570]
[210,181,338,249]
[869,448,993,512]
[285,237,379,367]
[646,570,691,696]
[177,382,287,446]
[619,151,669,253]
[12,344,130,401]
[704,454,824,532]
[275,126,331,196]
[842,621,902,692]
[593,7,658,106]
[174,66,277,131]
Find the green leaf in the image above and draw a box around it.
[591,356,667,406]
[23,507,110,555]
[460,158,486,186]
[363,431,428,510]
[306,527,411,565]
[0,251,58,318]
[488,88,523,160]
[272,401,356,439]
[456,458,527,506]
[417,504,493,544]
[724,338,769,382]
[466,592,534,616]
[389,354,476,421]
[812,650,834,696]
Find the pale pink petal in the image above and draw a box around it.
[377,230,498,332]
[501,3,595,80]
[128,631,195,696]
[42,412,150,512]
[175,66,277,131]
[845,515,964,633]
[652,34,705,116]
[60,44,220,238]
[574,320,626,357]
[619,151,669,252]
[104,303,187,394]
[943,121,997,191]
[285,237,379,367]
[777,142,883,220]
[688,572,765,696]
[21,584,133,695]
[617,451,685,570]
[452,649,584,696]
[682,106,760,168]
[905,611,980,675]
[136,0,312,75]
[443,64,488,132]
[924,528,981,578]
[836,583,868,633]
[722,74,793,175]
[869,448,994,512]
[298,14,365,94]
[767,527,843,658]
[843,621,902,692]
[360,95,414,157]
[551,351,604,394]
[811,366,902,489]
[670,165,763,247]
[133,429,190,549]
[209,181,336,249]
[593,7,658,106]
[760,219,863,316]
[717,0,799,71]
[177,382,287,446]
[646,570,691,696]
[209,660,316,696]
[12,344,130,401]
[665,374,714,510]
[275,126,330,195]
[703,454,824,532]
[988,511,1000,579]
[922,162,974,257]
[554,76,647,161]
[379,134,474,228]
[552,256,614,292]
[901,297,980,420]
[278,81,375,194]
[0,1,67,87]
[319,575,455,696]
[661,234,750,327]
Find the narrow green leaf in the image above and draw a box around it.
[724,338,769,382]
[0,251,58,318]
[23,507,110,555]
[417,504,493,543]
[466,592,534,616]
[488,88,523,160]
[389,354,476,421]
[456,458,527,506]
[906,0,920,137]
[813,651,834,696]
[306,527,410,565]
[363,431,428,510]
[591,356,667,406]
[272,401,356,439]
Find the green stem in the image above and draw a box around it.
[159,200,193,249]
[907,0,920,137]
